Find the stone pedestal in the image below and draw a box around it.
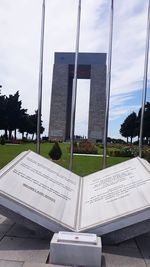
[50,231,102,267]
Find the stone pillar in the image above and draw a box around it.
[88,64,106,142]
[49,64,69,141]
[49,52,106,143]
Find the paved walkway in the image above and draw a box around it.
[0,215,149,267]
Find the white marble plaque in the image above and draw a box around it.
[57,231,97,244]
[79,157,150,231]
[1,152,150,237]
[0,151,80,230]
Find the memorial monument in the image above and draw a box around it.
[1,150,150,244]
[49,52,106,142]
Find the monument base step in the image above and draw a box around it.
[1,205,150,245]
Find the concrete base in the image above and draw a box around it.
[1,204,150,245]
[50,232,102,267]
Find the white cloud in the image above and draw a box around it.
[0,0,150,138]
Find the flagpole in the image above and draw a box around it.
[139,0,150,158]
[103,0,114,169]
[69,0,81,170]
[36,0,45,154]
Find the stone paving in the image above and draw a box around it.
[0,214,150,267]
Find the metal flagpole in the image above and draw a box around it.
[139,0,150,158]
[69,0,81,171]
[103,0,114,169]
[36,0,45,154]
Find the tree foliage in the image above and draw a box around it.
[120,112,137,143]
[0,91,44,140]
[0,94,7,133]
[137,103,150,141]
[20,111,44,140]
[120,103,150,144]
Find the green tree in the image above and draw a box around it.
[18,113,30,139]
[137,102,150,144]
[143,102,150,143]
[6,91,24,140]
[24,111,44,140]
[0,91,45,141]
[0,94,7,138]
[120,112,137,143]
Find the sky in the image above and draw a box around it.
[0,0,150,139]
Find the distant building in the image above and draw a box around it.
[49,52,106,142]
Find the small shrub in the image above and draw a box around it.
[73,142,78,153]
[143,149,150,162]
[11,139,23,144]
[108,146,139,157]
[49,142,62,160]
[73,140,98,154]
[0,136,5,145]
[108,149,120,157]
[42,136,48,141]
[120,146,138,157]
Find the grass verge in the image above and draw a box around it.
[0,142,130,176]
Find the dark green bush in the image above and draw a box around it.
[143,149,150,162]
[48,142,62,160]
[120,146,138,157]
[108,150,121,157]
[0,136,5,145]
[73,142,78,151]
[108,146,139,157]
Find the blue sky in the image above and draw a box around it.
[0,0,150,139]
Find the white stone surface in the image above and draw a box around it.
[57,231,97,244]
[79,157,150,233]
[0,150,80,231]
[1,151,150,242]
[50,232,102,267]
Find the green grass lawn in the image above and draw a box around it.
[0,142,130,176]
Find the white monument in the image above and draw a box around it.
[0,150,150,243]
[50,231,102,267]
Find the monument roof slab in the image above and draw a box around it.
[54,52,106,65]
